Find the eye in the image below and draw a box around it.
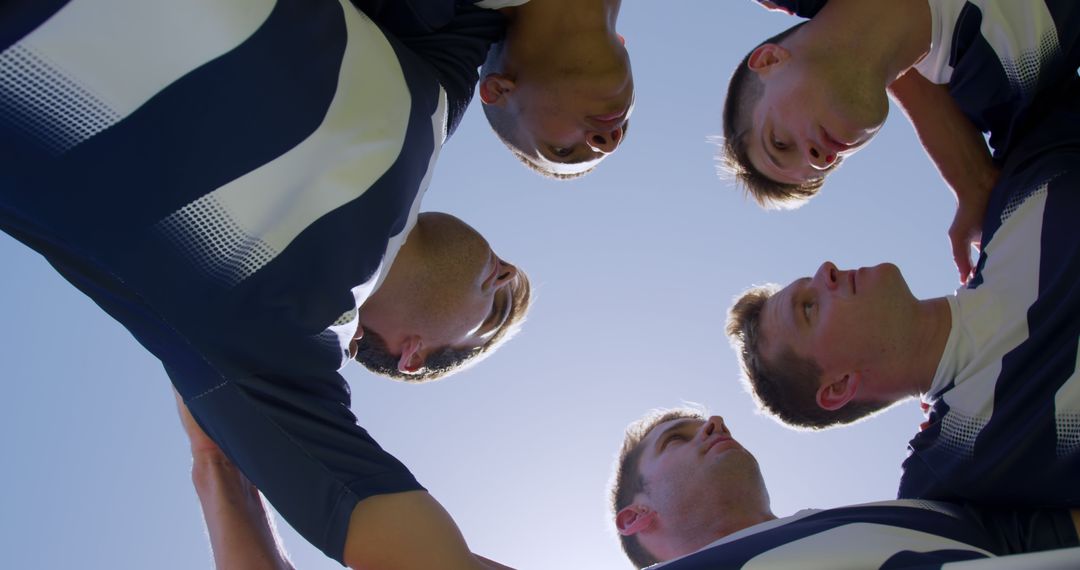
[802,300,814,321]
[772,137,788,151]
[661,433,686,450]
[551,146,574,158]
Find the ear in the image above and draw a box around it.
[747,43,790,76]
[615,505,658,537]
[479,74,515,106]
[397,336,425,374]
[816,372,861,411]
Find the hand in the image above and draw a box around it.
[173,389,226,460]
[948,190,988,284]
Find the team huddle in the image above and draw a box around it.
[2,0,1078,569]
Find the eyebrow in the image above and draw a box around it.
[653,419,697,453]
[789,277,811,330]
[760,121,784,172]
[540,145,599,165]
[477,281,514,340]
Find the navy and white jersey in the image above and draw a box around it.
[762,0,1080,161]
[914,0,1080,161]
[0,0,505,563]
[652,500,1078,570]
[899,81,1080,507]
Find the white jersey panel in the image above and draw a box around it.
[936,185,1046,454]
[9,0,274,129]
[1055,343,1080,457]
[159,1,413,286]
[742,524,993,570]
[916,0,1058,90]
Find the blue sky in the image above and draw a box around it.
[0,2,968,568]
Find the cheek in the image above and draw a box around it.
[813,310,859,358]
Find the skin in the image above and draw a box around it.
[613,412,1080,565]
[175,392,514,570]
[176,390,297,570]
[356,212,520,373]
[745,0,930,183]
[616,416,776,562]
[758,261,951,410]
[749,0,995,281]
[746,41,882,186]
[480,0,633,169]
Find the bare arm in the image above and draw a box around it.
[342,492,516,570]
[177,387,515,570]
[177,391,514,570]
[888,69,1000,283]
[175,392,295,570]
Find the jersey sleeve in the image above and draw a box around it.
[898,86,1080,508]
[1,0,449,564]
[391,5,507,137]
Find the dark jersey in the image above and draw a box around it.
[0,0,504,562]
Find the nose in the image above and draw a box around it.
[700,415,727,438]
[805,140,835,171]
[492,258,518,289]
[813,261,840,291]
[585,125,624,154]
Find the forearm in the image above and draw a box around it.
[888,69,998,202]
[192,454,295,570]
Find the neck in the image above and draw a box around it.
[695,509,777,555]
[882,297,952,399]
[358,221,429,320]
[910,297,952,395]
[796,0,931,85]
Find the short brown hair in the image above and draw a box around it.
[609,407,706,568]
[354,268,532,382]
[726,286,887,429]
[720,22,834,209]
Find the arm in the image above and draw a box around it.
[343,492,517,570]
[178,391,514,570]
[175,392,295,570]
[888,69,1000,283]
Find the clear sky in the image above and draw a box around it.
[0,2,969,569]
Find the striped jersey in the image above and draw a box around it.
[0,0,505,562]
[761,0,1080,160]
[653,500,1053,570]
[899,86,1080,507]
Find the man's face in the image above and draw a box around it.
[635,416,767,543]
[744,44,883,185]
[511,40,635,172]
[759,262,917,383]
[358,213,521,367]
[420,245,519,352]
